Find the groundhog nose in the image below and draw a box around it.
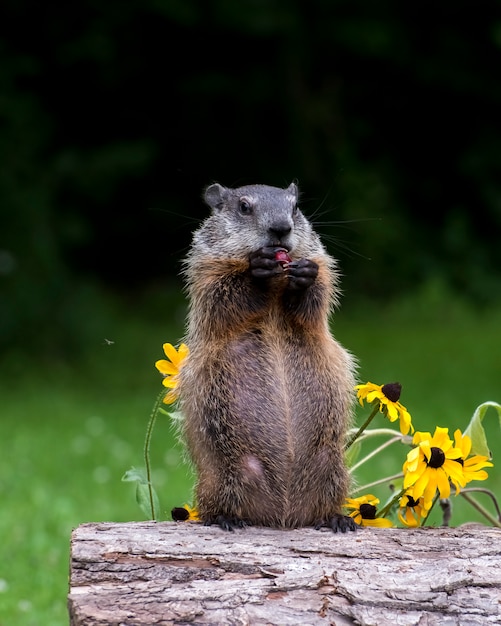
[268,224,292,245]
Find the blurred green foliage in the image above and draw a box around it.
[1,0,501,356]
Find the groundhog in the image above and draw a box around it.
[178,181,357,532]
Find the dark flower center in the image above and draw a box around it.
[405,496,419,508]
[382,382,402,403]
[171,507,190,521]
[427,446,446,468]
[359,503,377,519]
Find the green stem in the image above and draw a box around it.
[144,390,166,521]
[345,404,380,451]
[378,487,407,518]
[354,427,409,442]
[349,436,403,473]
[351,472,404,495]
[420,493,440,527]
[459,489,501,528]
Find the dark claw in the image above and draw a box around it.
[315,515,359,533]
[204,515,248,531]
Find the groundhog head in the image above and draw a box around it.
[202,182,317,257]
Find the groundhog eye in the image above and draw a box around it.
[239,199,253,215]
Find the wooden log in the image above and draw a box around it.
[69,521,501,625]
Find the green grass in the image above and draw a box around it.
[1,283,500,625]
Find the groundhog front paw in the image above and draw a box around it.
[286,259,318,290]
[249,246,286,280]
[204,515,249,532]
[315,515,359,533]
[249,248,318,290]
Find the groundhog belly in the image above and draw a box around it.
[196,331,348,527]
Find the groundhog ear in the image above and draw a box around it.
[204,183,228,211]
[286,181,299,200]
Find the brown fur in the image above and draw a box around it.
[178,183,355,529]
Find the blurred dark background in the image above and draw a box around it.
[2,0,501,357]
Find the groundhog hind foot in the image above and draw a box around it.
[315,514,359,533]
[204,515,250,532]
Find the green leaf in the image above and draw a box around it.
[463,401,501,458]
[345,435,361,467]
[136,481,161,521]
[122,467,147,483]
[122,467,160,520]
[159,408,185,422]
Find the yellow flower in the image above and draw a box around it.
[403,426,466,510]
[354,381,413,435]
[344,494,394,528]
[453,429,493,484]
[171,504,200,522]
[397,489,427,527]
[155,343,189,404]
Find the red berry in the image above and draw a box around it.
[274,249,291,265]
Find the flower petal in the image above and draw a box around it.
[361,517,394,528]
[366,390,382,403]
[420,441,432,463]
[413,431,431,445]
[162,389,178,404]
[421,475,439,510]
[443,459,466,489]
[384,401,398,422]
[162,342,180,363]
[162,377,178,389]
[398,507,419,527]
[177,343,189,362]
[412,467,435,502]
[455,429,472,458]
[399,408,413,435]
[155,359,178,376]
[435,468,451,499]
[431,426,452,452]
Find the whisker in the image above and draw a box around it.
[148,206,201,225]
[322,235,372,261]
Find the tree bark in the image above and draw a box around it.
[69,521,501,626]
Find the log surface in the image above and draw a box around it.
[69,521,501,626]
